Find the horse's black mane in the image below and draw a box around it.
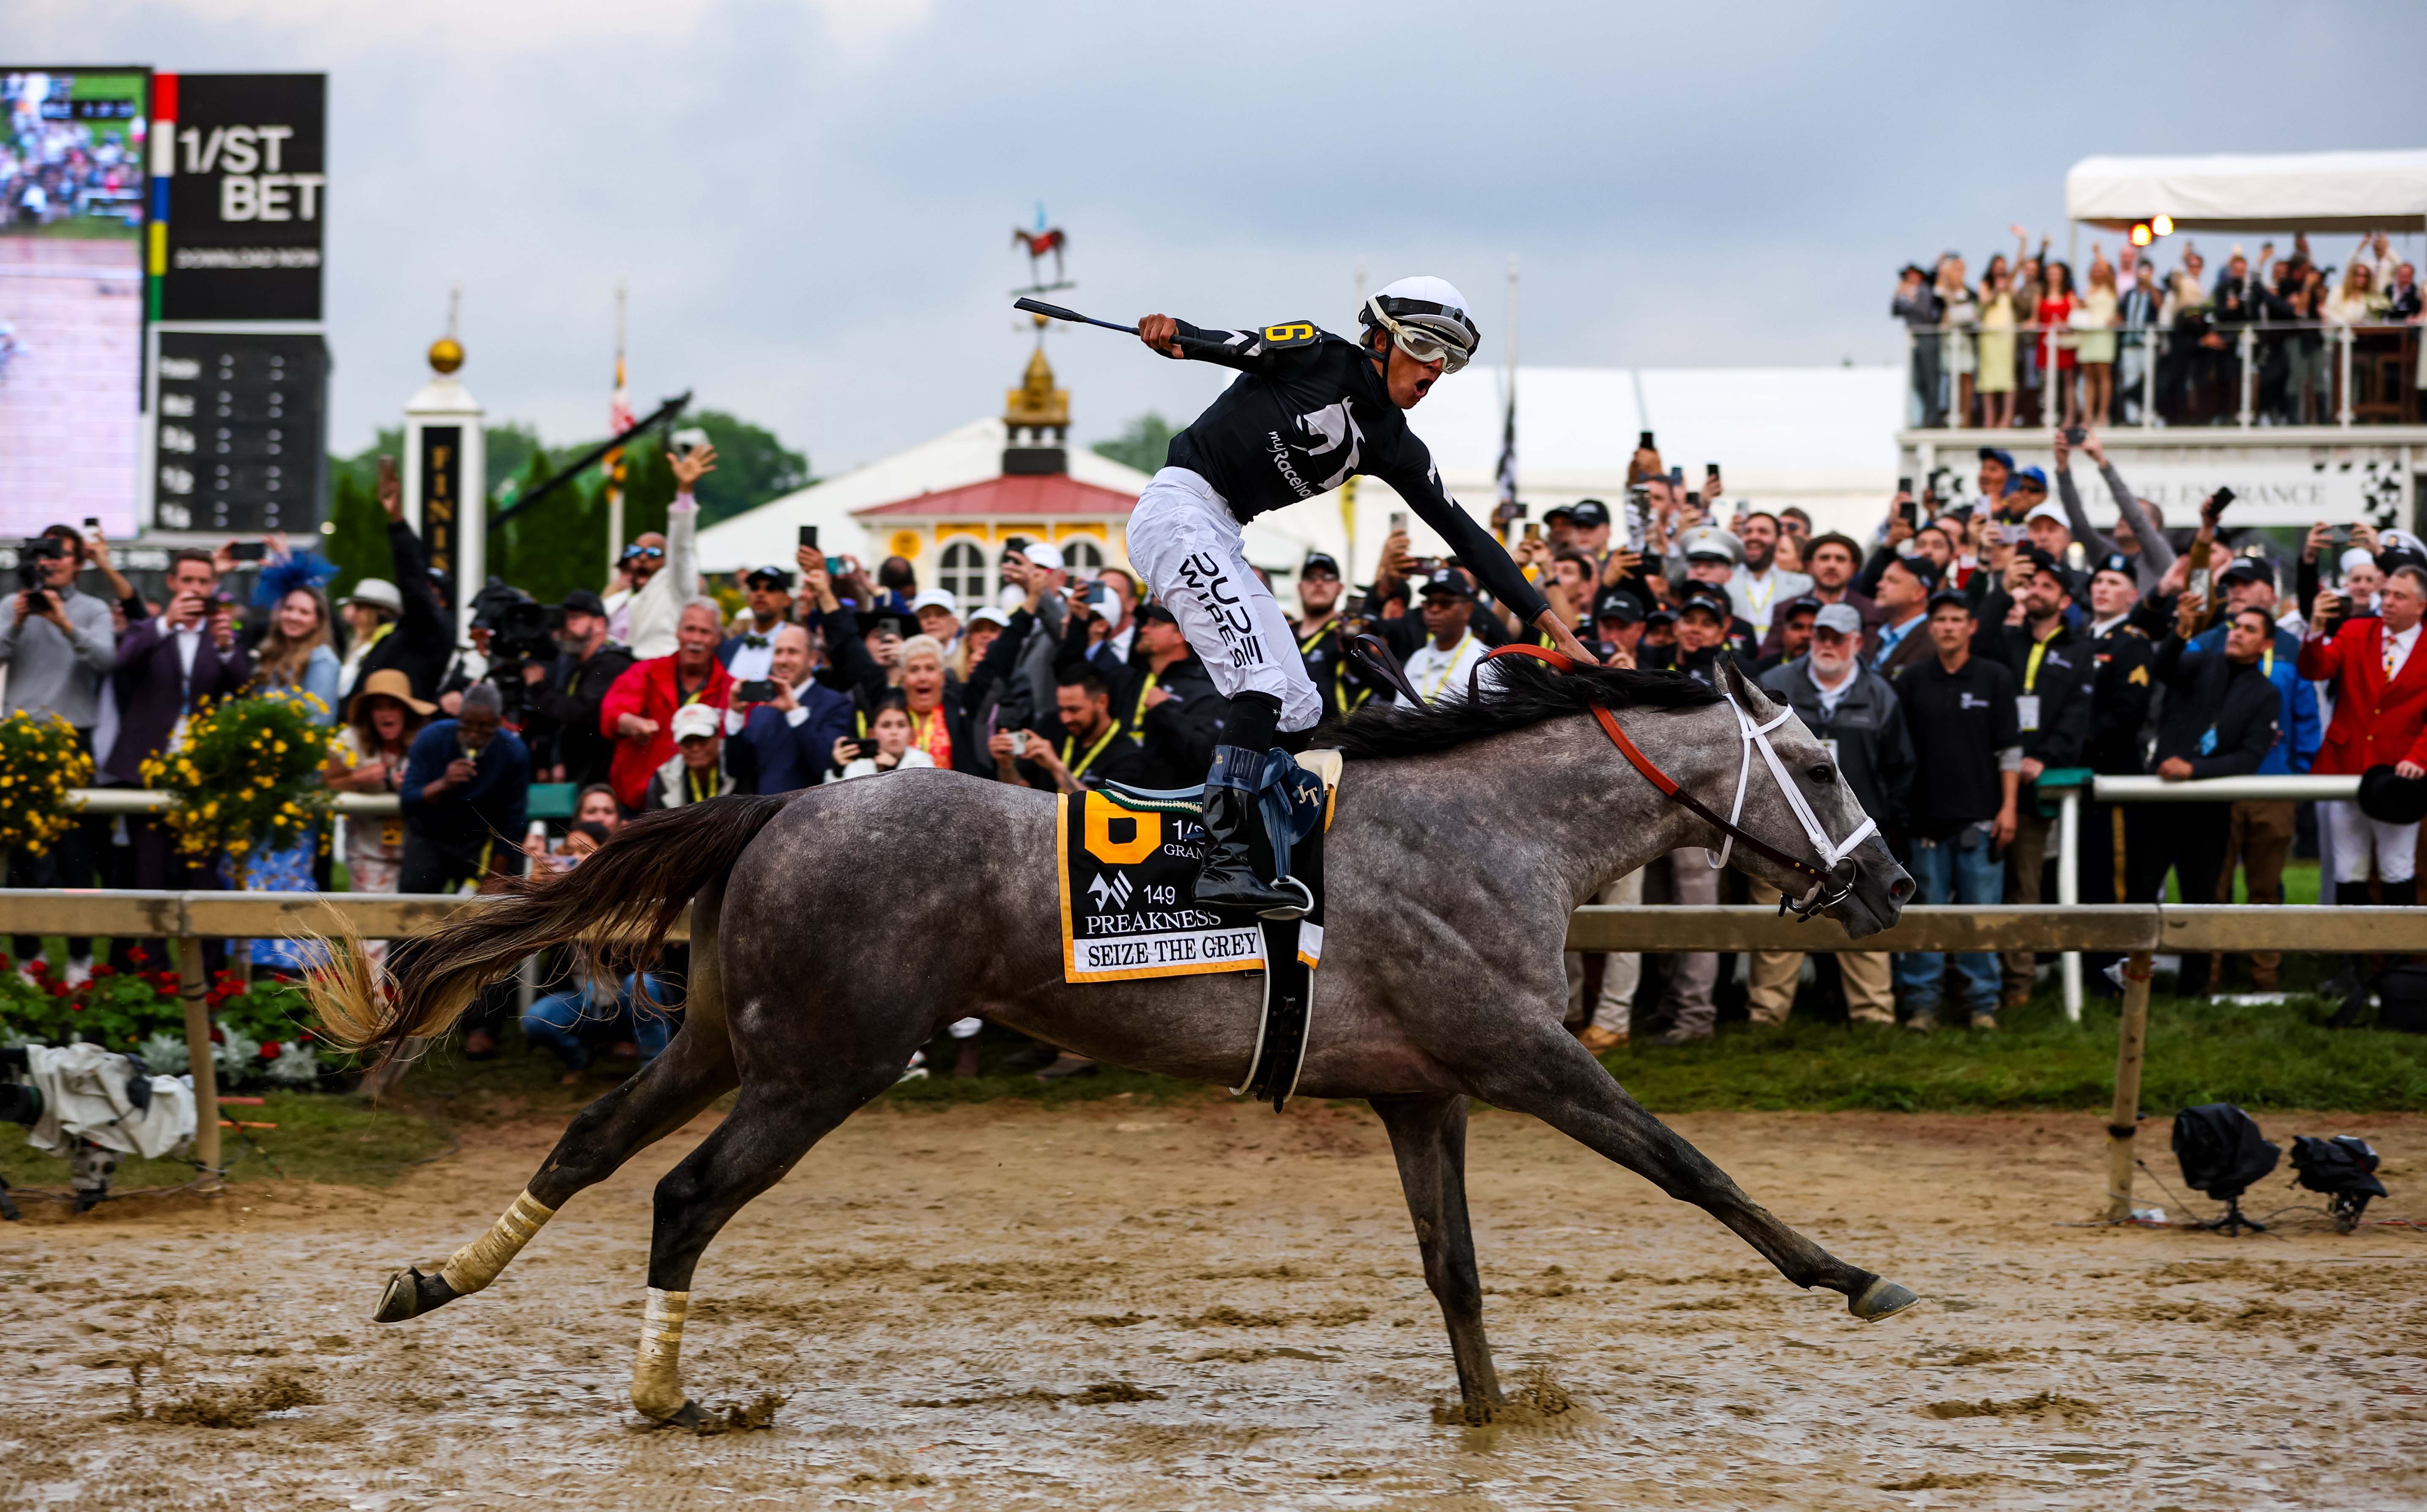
[1314,654,1724,760]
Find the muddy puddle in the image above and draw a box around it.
[4,1099,2424,1508]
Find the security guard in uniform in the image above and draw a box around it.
[2078,552,2157,988]
[1288,551,1377,722]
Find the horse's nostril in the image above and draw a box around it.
[1889,878,1913,901]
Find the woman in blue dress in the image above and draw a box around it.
[234,548,341,971]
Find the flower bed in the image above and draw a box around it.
[0,948,340,1086]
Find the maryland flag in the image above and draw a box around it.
[604,350,633,489]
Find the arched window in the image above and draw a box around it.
[937,539,987,609]
[1060,537,1105,575]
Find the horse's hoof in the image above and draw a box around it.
[373,1266,457,1323]
[1849,1276,1920,1322]
[657,1399,704,1431]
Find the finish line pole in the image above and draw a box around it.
[2103,950,2153,1221]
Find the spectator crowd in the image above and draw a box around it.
[1896,229,2425,430]
[6,420,2410,1075]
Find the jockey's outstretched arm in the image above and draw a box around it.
[1138,313,1593,667]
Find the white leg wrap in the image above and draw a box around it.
[437,1189,556,1296]
[632,1287,691,1419]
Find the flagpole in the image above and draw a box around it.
[605,281,627,579]
[1496,254,1520,544]
[1345,260,1366,583]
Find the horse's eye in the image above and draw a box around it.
[1807,763,1835,785]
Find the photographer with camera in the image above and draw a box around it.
[523,589,633,789]
[0,524,118,982]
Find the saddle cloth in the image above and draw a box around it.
[1056,750,1335,984]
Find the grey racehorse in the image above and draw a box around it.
[312,656,1918,1427]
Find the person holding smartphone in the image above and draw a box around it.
[0,522,117,983]
[1125,277,1586,915]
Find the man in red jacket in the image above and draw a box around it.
[2297,563,2427,907]
[601,599,733,811]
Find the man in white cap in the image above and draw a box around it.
[909,588,961,659]
[1128,279,1586,913]
[2022,498,2073,562]
[645,700,736,809]
[995,541,1066,729]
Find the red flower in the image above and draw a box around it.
[128,948,149,965]
[0,953,13,971]
[26,960,47,978]
[208,1027,224,1044]
[297,1029,314,1043]
[259,1041,282,1061]
[47,981,68,998]
[90,964,115,979]
[69,1002,84,1013]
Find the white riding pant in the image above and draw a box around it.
[2324,799,2419,883]
[1126,468,1323,733]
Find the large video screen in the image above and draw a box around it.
[0,68,148,536]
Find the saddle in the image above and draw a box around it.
[1056,752,1339,1110]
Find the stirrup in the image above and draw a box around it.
[1257,876,1314,922]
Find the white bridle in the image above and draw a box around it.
[1704,688,1880,912]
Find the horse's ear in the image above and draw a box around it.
[1718,654,1773,712]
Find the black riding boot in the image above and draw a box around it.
[1192,695,1297,917]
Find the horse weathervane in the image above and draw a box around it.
[1012,201,1071,294]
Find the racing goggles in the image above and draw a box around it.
[1364,297,1474,374]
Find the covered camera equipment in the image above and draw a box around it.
[2289,1135,2387,1233]
[2172,1102,2281,1236]
[15,533,65,593]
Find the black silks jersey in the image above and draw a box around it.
[1162,320,1548,623]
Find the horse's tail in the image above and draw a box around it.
[306,793,790,1071]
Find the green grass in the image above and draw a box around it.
[0,1087,449,1198]
[1599,984,2427,1113]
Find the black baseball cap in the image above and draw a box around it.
[1679,590,1732,621]
[1780,596,1823,621]
[1567,499,1611,530]
[1420,567,1476,600]
[1135,602,1178,626]
[2218,557,2274,586]
[1927,587,1973,615]
[560,588,607,617]
[2018,546,2064,581]
[745,564,795,589]
[1883,553,1942,590]
[1592,587,1644,625]
[1644,607,1677,627]
[1543,502,1578,524]
[1301,551,1342,578]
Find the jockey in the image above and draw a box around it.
[1129,277,1599,916]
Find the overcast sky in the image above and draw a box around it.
[21,0,2427,473]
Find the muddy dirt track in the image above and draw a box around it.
[5,1100,2425,1510]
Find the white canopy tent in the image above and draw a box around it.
[2065,149,2427,234]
